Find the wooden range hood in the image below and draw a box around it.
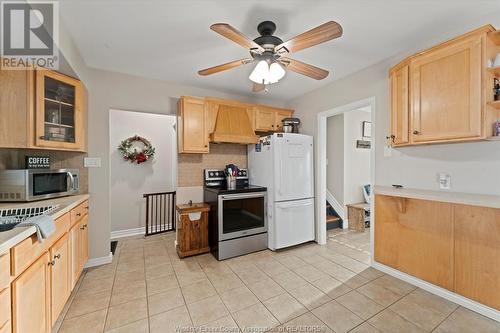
[210,104,259,144]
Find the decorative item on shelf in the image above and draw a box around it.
[282,118,301,133]
[494,78,500,101]
[118,135,155,164]
[25,156,50,169]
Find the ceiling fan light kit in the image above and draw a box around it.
[198,20,343,92]
[249,60,285,84]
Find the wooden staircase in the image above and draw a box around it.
[326,201,342,229]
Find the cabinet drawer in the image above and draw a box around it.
[0,252,10,289]
[0,288,10,330]
[11,212,70,276]
[70,200,89,226]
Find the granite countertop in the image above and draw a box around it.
[0,194,89,254]
[374,185,500,209]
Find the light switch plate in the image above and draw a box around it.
[84,157,101,168]
[438,173,451,190]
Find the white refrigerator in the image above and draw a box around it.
[248,133,315,250]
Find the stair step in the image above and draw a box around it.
[326,215,340,223]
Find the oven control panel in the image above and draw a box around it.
[204,169,248,181]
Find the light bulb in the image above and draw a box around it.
[268,62,285,83]
[249,60,270,84]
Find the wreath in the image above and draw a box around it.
[118,135,155,164]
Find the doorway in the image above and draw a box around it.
[316,97,376,263]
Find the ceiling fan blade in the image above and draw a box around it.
[275,21,343,55]
[211,23,265,54]
[279,57,329,80]
[252,83,265,93]
[198,58,253,76]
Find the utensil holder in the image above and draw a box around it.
[226,177,236,190]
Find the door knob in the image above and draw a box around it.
[413,130,420,135]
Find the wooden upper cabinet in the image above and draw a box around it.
[454,205,500,310]
[49,234,70,325]
[0,68,34,148]
[274,110,293,131]
[389,25,496,146]
[254,107,276,131]
[410,34,483,143]
[11,252,50,333]
[177,96,209,153]
[35,70,86,151]
[389,63,410,146]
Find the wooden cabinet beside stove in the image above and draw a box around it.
[176,203,210,258]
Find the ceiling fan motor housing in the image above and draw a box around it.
[253,21,283,51]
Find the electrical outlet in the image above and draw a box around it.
[384,145,392,157]
[438,173,451,190]
[84,157,101,168]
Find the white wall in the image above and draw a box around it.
[326,114,344,205]
[343,109,371,205]
[109,110,176,233]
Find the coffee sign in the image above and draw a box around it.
[25,156,50,169]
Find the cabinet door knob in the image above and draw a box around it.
[413,130,420,135]
[54,254,61,260]
[48,260,55,266]
[76,213,82,217]
[80,226,85,230]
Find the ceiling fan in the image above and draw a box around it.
[198,20,343,92]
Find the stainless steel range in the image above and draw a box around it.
[203,169,267,260]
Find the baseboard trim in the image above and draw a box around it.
[84,252,113,268]
[110,227,145,239]
[372,261,500,323]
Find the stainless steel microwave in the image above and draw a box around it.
[0,169,79,202]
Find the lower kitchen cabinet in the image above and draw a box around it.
[375,195,454,290]
[454,204,500,310]
[80,215,89,267]
[375,194,500,310]
[69,222,81,289]
[50,234,70,325]
[11,252,51,333]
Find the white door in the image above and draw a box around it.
[273,198,315,249]
[273,134,314,202]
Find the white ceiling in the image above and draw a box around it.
[60,0,500,102]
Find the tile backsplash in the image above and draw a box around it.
[178,143,247,187]
[0,149,88,193]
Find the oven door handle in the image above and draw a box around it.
[220,193,265,200]
[66,171,75,192]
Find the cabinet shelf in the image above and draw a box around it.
[487,100,500,109]
[44,121,74,128]
[487,66,500,77]
[44,97,74,107]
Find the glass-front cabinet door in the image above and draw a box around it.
[35,70,85,151]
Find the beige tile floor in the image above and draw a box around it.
[53,228,500,333]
